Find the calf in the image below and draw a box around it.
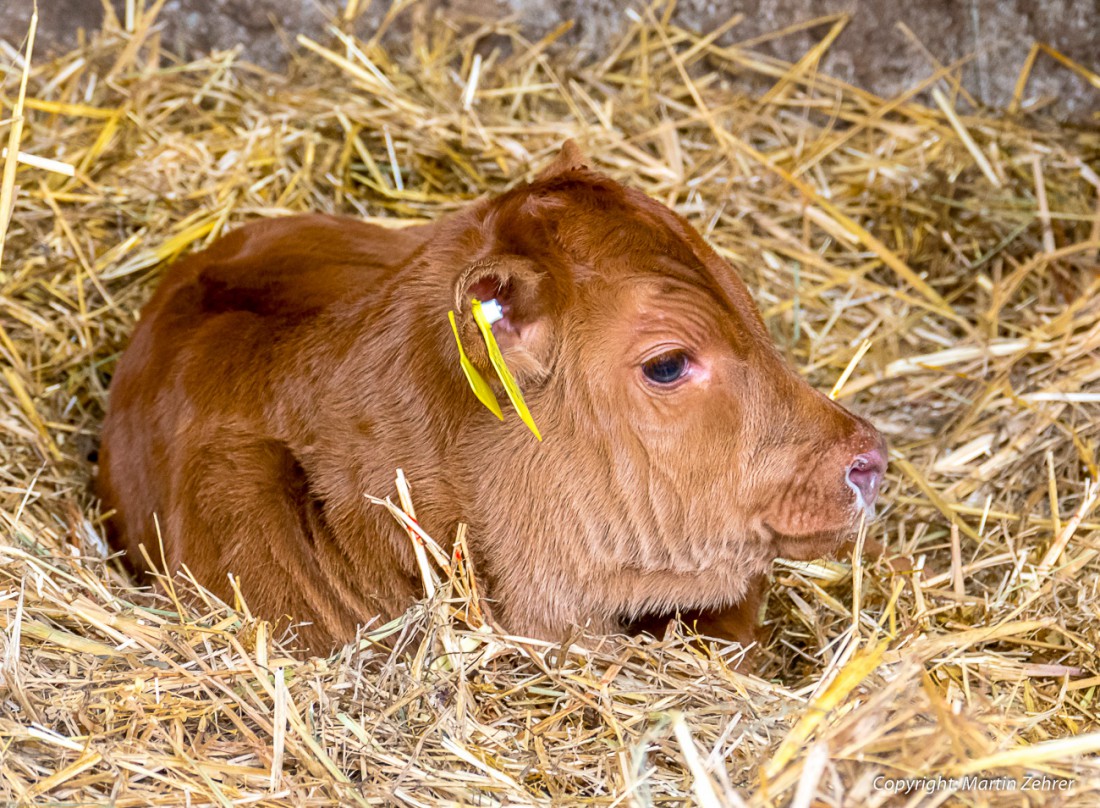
[98,142,885,651]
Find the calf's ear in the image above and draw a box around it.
[452,256,558,385]
[536,140,589,181]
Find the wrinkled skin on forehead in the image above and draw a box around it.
[98,142,884,654]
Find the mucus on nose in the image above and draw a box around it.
[846,446,886,515]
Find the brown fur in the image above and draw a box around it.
[98,143,885,652]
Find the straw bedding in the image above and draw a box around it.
[1,4,1099,805]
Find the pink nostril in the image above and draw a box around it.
[846,448,886,507]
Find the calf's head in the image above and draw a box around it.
[444,143,885,607]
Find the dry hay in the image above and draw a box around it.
[2,2,1100,805]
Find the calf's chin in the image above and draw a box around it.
[98,141,885,654]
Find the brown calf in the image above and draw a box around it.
[99,142,885,651]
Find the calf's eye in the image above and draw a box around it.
[642,351,689,385]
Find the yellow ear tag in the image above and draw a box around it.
[470,298,543,442]
[448,310,503,420]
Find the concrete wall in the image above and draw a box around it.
[2,1,1097,119]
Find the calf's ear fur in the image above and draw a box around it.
[452,256,557,385]
[536,140,589,180]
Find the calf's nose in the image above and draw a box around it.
[845,446,886,511]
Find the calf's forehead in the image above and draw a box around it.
[547,194,695,272]
[495,174,770,341]
[563,276,767,373]
[546,185,757,303]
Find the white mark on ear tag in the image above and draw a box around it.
[480,298,504,325]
